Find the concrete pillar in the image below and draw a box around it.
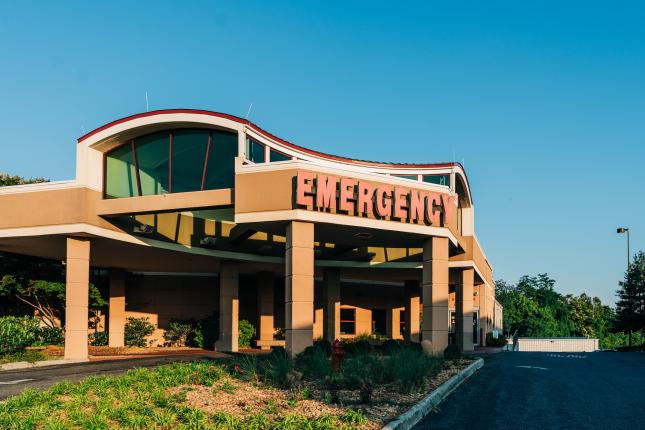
[387,307,402,340]
[404,280,421,342]
[64,237,90,360]
[322,268,340,343]
[215,261,239,352]
[285,221,314,357]
[108,269,126,348]
[480,284,488,346]
[257,271,275,350]
[422,237,450,354]
[455,268,475,352]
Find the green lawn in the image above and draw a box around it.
[0,361,367,430]
[0,350,49,365]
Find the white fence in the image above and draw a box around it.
[515,338,599,352]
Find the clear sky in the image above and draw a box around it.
[1,1,643,305]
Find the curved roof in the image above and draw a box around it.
[78,109,464,171]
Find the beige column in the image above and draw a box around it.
[404,280,421,343]
[422,237,450,354]
[322,268,340,343]
[455,268,475,352]
[108,269,126,348]
[387,307,402,340]
[257,271,275,350]
[285,221,314,357]
[215,261,239,352]
[64,237,90,360]
[479,284,488,346]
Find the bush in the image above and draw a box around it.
[443,344,461,360]
[0,316,40,354]
[385,345,444,393]
[313,338,332,356]
[342,338,372,356]
[381,339,404,355]
[265,347,295,388]
[485,332,507,347]
[238,319,255,349]
[193,313,218,349]
[295,345,331,379]
[164,320,193,347]
[34,326,64,346]
[601,331,644,350]
[124,317,155,347]
[341,352,383,389]
[89,331,108,346]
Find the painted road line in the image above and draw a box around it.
[516,365,548,370]
[0,379,35,385]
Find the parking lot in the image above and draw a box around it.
[415,351,645,430]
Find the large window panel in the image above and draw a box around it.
[270,149,291,162]
[422,175,450,186]
[136,132,170,195]
[204,131,237,190]
[105,144,137,198]
[172,130,209,193]
[245,138,265,163]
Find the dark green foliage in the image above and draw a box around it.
[314,338,332,356]
[89,331,108,346]
[341,338,372,356]
[164,320,193,346]
[341,352,383,389]
[381,339,404,355]
[124,317,155,347]
[443,344,461,360]
[295,345,332,379]
[193,313,218,349]
[238,319,255,348]
[615,251,645,336]
[34,326,64,346]
[485,332,507,347]
[385,346,444,393]
[0,173,48,186]
[265,347,295,388]
[0,316,39,354]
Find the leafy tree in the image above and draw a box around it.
[0,172,48,186]
[615,251,645,335]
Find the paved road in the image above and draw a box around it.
[0,354,222,400]
[415,352,645,430]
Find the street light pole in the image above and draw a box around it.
[617,227,631,270]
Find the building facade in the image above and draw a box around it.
[0,109,501,358]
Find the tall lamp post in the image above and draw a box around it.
[617,227,630,269]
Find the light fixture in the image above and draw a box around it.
[353,232,372,239]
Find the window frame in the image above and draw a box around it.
[340,307,357,335]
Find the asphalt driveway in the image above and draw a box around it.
[415,351,645,430]
[0,353,223,400]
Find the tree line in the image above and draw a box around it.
[496,251,645,349]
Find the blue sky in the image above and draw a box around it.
[1,1,643,305]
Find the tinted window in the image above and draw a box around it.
[270,149,291,162]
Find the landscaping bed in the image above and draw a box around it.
[0,340,473,429]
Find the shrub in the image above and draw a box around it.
[265,347,295,388]
[443,344,461,360]
[295,345,331,379]
[342,338,372,356]
[0,316,40,354]
[313,338,332,356]
[34,326,64,346]
[238,319,255,349]
[164,320,193,347]
[485,332,507,347]
[124,317,155,347]
[386,346,444,393]
[381,339,404,355]
[341,352,383,389]
[89,331,108,346]
[193,313,218,349]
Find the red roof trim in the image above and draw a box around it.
[77,109,464,170]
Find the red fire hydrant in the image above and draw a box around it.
[331,339,345,371]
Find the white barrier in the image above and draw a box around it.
[517,338,598,352]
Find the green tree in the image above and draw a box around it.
[615,251,645,335]
[0,172,48,186]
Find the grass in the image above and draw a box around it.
[0,360,368,430]
[0,349,49,365]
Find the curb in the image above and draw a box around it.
[382,358,484,430]
[0,358,89,371]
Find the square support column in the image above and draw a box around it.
[64,237,90,360]
[404,280,421,343]
[257,271,275,350]
[422,237,450,354]
[455,268,475,352]
[285,221,314,357]
[387,308,403,340]
[108,269,126,348]
[479,284,488,346]
[322,268,340,343]
[215,261,239,352]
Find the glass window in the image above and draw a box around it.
[394,174,418,181]
[422,175,450,186]
[245,138,265,163]
[136,132,170,195]
[204,131,237,189]
[269,149,291,162]
[399,309,406,336]
[340,308,356,335]
[172,130,209,193]
[105,143,137,198]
